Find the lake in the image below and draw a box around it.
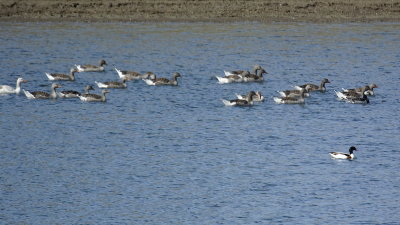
[1,22,399,224]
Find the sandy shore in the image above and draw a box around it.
[1,0,400,22]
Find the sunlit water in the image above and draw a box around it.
[1,22,399,224]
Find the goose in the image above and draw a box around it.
[236,91,264,102]
[224,65,262,76]
[0,77,27,94]
[243,68,267,82]
[115,68,147,81]
[335,86,370,100]
[45,68,78,81]
[75,59,107,72]
[58,85,94,98]
[345,92,370,104]
[79,89,110,102]
[294,78,330,92]
[330,146,357,159]
[222,91,257,106]
[95,78,128,89]
[143,72,181,86]
[273,88,306,104]
[23,83,61,99]
[278,85,312,98]
[216,71,246,84]
[342,83,378,96]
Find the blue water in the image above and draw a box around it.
[1,22,399,224]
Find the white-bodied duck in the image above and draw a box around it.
[95,78,128,89]
[143,72,181,86]
[222,91,257,106]
[273,88,307,104]
[45,68,79,81]
[236,91,264,102]
[0,77,27,95]
[79,89,110,102]
[75,59,107,72]
[216,71,246,84]
[294,78,330,92]
[58,85,94,98]
[23,83,61,99]
[330,146,357,159]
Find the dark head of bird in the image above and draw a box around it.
[99,59,107,66]
[349,146,357,154]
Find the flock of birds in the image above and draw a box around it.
[1,60,378,159]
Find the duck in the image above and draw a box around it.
[0,77,27,94]
[335,86,370,100]
[45,68,79,81]
[115,68,148,81]
[224,65,262,76]
[58,85,94,98]
[273,88,306,104]
[342,83,378,96]
[222,91,257,106]
[278,85,312,98]
[79,89,110,102]
[143,72,181,86]
[236,91,264,102]
[95,78,128,89]
[243,68,267,82]
[294,78,330,92]
[23,83,61,99]
[329,146,357,159]
[75,59,107,72]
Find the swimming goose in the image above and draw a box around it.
[79,89,110,102]
[0,77,27,94]
[342,83,378,96]
[236,91,264,102]
[58,85,94,98]
[23,83,61,99]
[330,146,357,159]
[335,86,370,100]
[75,59,107,72]
[45,68,79,81]
[222,91,257,106]
[95,78,128,89]
[224,65,262,76]
[143,72,181,86]
[243,68,267,82]
[115,68,147,81]
[345,92,370,104]
[278,85,311,98]
[273,88,306,104]
[294,78,330,92]
[216,71,246,84]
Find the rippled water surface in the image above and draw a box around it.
[1,22,399,224]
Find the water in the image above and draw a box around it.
[0,22,399,224]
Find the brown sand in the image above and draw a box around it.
[1,0,400,22]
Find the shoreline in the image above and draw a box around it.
[1,0,400,23]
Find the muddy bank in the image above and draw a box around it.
[1,0,400,22]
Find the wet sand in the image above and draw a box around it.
[1,0,400,22]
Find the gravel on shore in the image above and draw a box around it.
[1,0,400,22]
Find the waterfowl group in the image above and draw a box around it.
[217,65,266,84]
